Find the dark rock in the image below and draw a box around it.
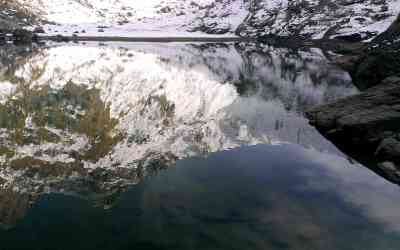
[55,34,70,42]
[337,47,400,90]
[33,26,45,34]
[373,14,400,44]
[378,162,400,183]
[12,29,35,44]
[306,78,400,184]
[335,33,363,43]
[190,23,231,35]
[376,137,400,161]
[159,6,172,13]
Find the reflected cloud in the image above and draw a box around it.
[300,147,400,232]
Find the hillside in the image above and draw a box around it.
[5,0,400,40]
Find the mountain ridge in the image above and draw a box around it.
[2,0,399,41]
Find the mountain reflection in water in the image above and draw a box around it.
[0,42,358,227]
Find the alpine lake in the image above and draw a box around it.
[0,41,399,250]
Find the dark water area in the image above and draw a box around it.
[1,144,400,250]
[0,42,398,249]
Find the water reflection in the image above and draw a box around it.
[0,42,357,226]
[1,144,399,250]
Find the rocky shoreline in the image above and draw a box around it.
[306,16,400,184]
[307,77,400,183]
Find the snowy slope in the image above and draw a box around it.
[7,0,399,40]
[239,0,400,40]
[17,0,248,37]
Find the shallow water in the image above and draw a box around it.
[1,42,397,249]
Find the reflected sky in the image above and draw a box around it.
[0,42,360,227]
[0,144,399,250]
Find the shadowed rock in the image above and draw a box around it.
[306,77,400,183]
[334,14,400,90]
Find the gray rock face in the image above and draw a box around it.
[238,0,399,40]
[306,77,400,183]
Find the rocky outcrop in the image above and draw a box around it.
[238,0,400,40]
[335,14,400,90]
[342,45,400,90]
[306,77,400,183]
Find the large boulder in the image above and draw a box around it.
[306,76,400,183]
[348,48,400,90]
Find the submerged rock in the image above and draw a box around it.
[306,77,400,183]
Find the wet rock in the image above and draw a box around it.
[376,137,400,161]
[306,77,400,183]
[378,162,400,183]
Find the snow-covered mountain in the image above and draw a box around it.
[8,0,400,40]
[238,0,400,40]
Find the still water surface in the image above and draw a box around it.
[0,42,398,249]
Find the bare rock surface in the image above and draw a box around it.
[307,77,400,183]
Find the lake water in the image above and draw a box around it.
[0,42,399,249]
